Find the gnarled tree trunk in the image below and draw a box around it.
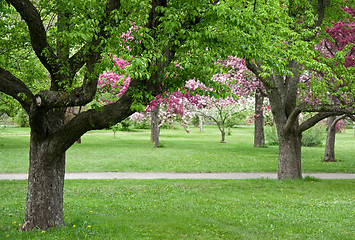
[277,125,302,179]
[22,109,66,230]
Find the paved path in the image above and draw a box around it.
[0,172,354,180]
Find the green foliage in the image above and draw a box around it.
[226,111,251,127]
[265,124,326,147]
[0,94,20,117]
[265,125,279,146]
[119,118,131,131]
[14,109,29,127]
[132,121,151,129]
[303,176,321,182]
[302,125,326,147]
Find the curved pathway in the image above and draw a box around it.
[0,172,354,180]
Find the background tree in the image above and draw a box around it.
[315,6,355,162]
[216,0,355,179]
[0,0,224,230]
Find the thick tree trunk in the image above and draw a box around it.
[254,89,266,148]
[151,106,160,148]
[22,109,66,230]
[277,128,302,179]
[324,116,337,162]
[22,139,66,230]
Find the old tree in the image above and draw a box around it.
[0,0,225,230]
[1,0,354,230]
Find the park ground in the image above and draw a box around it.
[0,125,354,239]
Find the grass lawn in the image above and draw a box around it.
[0,179,354,239]
[0,125,354,173]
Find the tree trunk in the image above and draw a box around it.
[221,129,226,143]
[254,89,266,148]
[324,116,337,162]
[151,106,160,148]
[22,109,66,230]
[277,127,302,179]
[199,115,203,133]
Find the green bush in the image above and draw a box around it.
[265,126,279,146]
[119,119,131,131]
[302,125,326,147]
[133,121,151,129]
[265,125,326,147]
[14,109,29,127]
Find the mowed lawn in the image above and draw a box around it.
[0,125,354,173]
[1,179,354,239]
[0,126,354,239]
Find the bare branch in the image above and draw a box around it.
[298,112,339,133]
[329,115,347,130]
[284,103,354,134]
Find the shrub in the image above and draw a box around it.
[14,109,29,127]
[265,126,279,146]
[265,124,326,147]
[302,125,325,147]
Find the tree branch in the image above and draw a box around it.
[6,0,58,75]
[329,114,346,130]
[48,92,135,157]
[284,103,354,134]
[0,67,34,112]
[298,112,339,133]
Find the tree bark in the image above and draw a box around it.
[221,129,226,143]
[277,125,302,179]
[254,89,266,148]
[324,116,343,162]
[151,106,160,148]
[324,117,336,162]
[22,109,66,230]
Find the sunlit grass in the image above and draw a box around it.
[0,125,354,173]
[0,179,354,239]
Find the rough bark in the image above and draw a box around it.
[277,124,302,179]
[22,109,66,230]
[246,60,303,179]
[151,106,160,148]
[254,88,266,148]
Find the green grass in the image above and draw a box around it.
[1,125,354,173]
[0,179,354,239]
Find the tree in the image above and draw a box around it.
[324,114,354,162]
[253,88,267,147]
[0,0,224,230]
[217,1,355,179]
[317,6,355,162]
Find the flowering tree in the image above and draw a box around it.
[0,0,227,230]
[316,6,355,162]
[216,0,355,179]
[129,56,262,143]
